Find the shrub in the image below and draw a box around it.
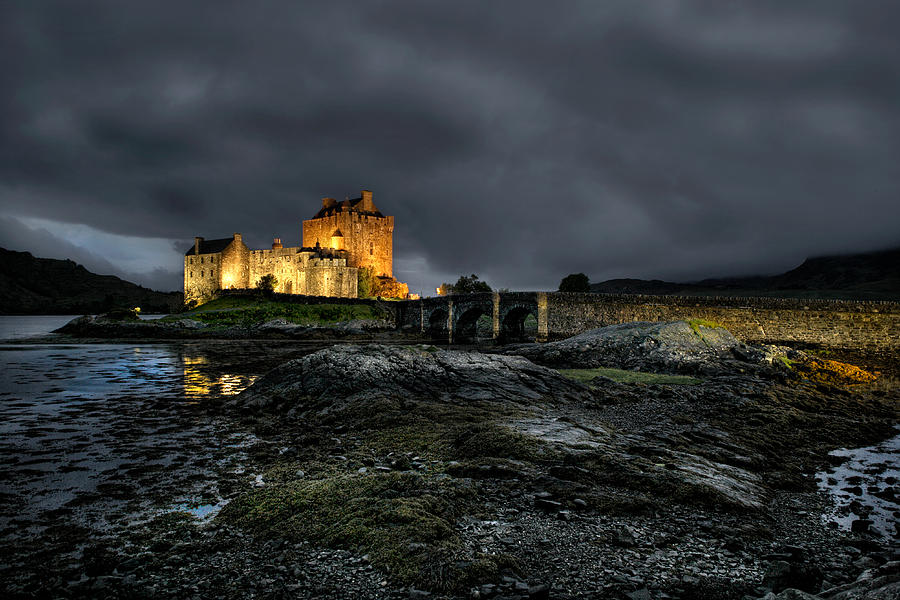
[256,274,277,296]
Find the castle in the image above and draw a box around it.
[183,190,408,303]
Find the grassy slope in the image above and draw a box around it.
[168,296,387,327]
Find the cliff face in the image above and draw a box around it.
[591,246,900,300]
[0,248,182,314]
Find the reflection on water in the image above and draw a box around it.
[181,354,258,398]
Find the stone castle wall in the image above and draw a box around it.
[184,252,221,303]
[247,248,357,298]
[303,213,394,277]
[544,293,900,352]
[185,242,357,303]
[248,247,304,294]
[220,237,250,289]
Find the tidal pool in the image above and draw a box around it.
[816,427,900,540]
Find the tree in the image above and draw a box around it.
[559,273,590,293]
[256,273,278,296]
[374,277,409,299]
[357,266,377,298]
[438,274,492,295]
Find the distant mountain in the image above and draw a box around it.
[0,248,183,314]
[590,247,900,301]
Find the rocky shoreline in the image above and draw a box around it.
[53,312,412,341]
[1,322,897,599]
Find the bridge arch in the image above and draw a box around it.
[426,307,450,341]
[499,305,538,342]
[453,303,493,343]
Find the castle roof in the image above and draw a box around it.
[185,237,233,256]
[312,196,384,219]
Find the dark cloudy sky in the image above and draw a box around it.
[2,1,899,295]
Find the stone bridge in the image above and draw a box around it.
[397,292,548,344]
[395,292,900,352]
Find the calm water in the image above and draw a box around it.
[0,314,167,342]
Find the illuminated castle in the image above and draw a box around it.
[183,190,408,303]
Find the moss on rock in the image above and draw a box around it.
[217,471,514,592]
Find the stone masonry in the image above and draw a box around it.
[183,190,407,304]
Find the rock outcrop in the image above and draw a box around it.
[230,344,591,413]
[503,320,747,374]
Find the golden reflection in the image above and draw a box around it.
[182,355,257,398]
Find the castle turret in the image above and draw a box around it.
[272,237,283,249]
[360,190,375,212]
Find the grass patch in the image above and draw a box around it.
[166,296,387,327]
[351,401,552,462]
[558,367,702,386]
[776,355,795,370]
[217,472,514,591]
[687,318,725,337]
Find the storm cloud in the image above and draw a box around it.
[2,1,899,294]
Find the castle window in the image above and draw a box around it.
[201,257,204,264]
[201,270,204,277]
[369,242,374,256]
[190,271,193,278]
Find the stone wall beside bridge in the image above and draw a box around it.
[395,292,900,353]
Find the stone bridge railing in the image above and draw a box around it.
[394,292,900,352]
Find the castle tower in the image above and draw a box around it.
[302,189,394,277]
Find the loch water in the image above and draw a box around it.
[0,319,322,582]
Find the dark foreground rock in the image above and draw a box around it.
[229,344,591,413]
[3,339,897,600]
[212,343,898,599]
[762,560,900,598]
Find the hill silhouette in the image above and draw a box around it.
[0,248,182,314]
[591,246,900,301]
